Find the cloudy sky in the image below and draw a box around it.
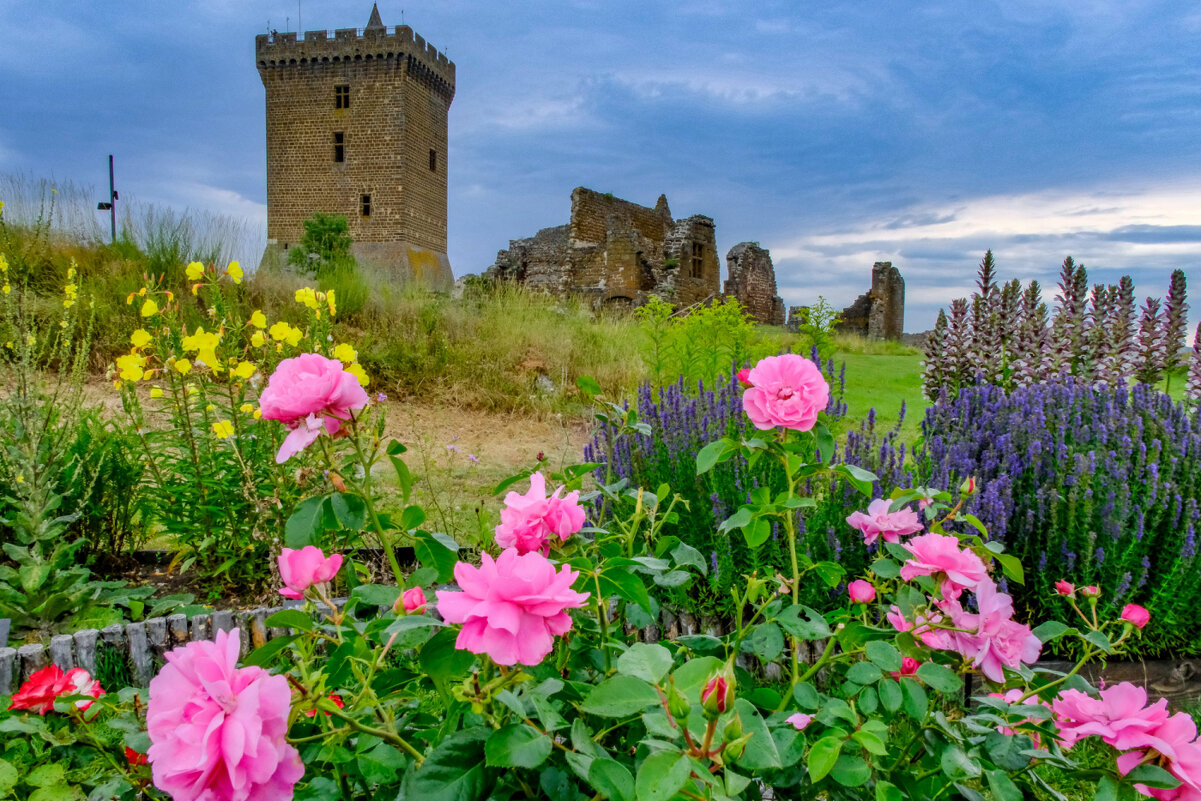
[2,1,1199,332]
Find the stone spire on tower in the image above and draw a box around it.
[365,3,385,30]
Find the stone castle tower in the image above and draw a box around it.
[255,5,455,287]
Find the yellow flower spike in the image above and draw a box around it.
[174,359,192,375]
[185,261,205,281]
[249,310,267,329]
[150,387,164,398]
[239,403,255,414]
[212,420,235,439]
[232,361,256,380]
[140,299,159,317]
[333,343,357,363]
[347,363,370,387]
[251,330,266,348]
[130,329,153,350]
[67,266,76,279]
[227,262,243,284]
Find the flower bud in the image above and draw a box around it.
[1055,580,1076,597]
[723,713,743,743]
[666,681,691,721]
[722,733,751,762]
[1080,585,1101,599]
[959,476,978,496]
[736,368,752,388]
[1120,604,1150,629]
[785,712,812,731]
[701,669,735,719]
[847,580,876,604]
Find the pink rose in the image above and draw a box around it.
[701,674,733,716]
[1081,585,1101,598]
[258,354,369,463]
[886,604,954,650]
[147,628,303,801]
[1121,603,1150,629]
[847,580,876,604]
[846,498,923,546]
[989,688,1051,747]
[1055,580,1076,597]
[494,472,586,555]
[736,368,752,387]
[1053,683,1171,751]
[890,656,922,680]
[899,532,988,598]
[398,586,427,615]
[7,665,104,715]
[278,546,343,600]
[1116,711,1201,801]
[741,354,830,432]
[946,578,1041,683]
[785,712,813,731]
[435,550,590,666]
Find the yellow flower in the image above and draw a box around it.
[150,387,164,398]
[253,409,262,419]
[212,420,235,439]
[326,289,337,317]
[232,361,256,380]
[2,283,10,295]
[116,353,147,382]
[251,330,266,348]
[182,327,222,370]
[130,329,153,350]
[227,261,243,284]
[239,403,255,414]
[67,265,76,280]
[269,321,293,342]
[63,298,75,309]
[174,359,193,375]
[15,475,23,484]
[332,343,357,363]
[285,327,302,346]
[249,310,267,328]
[347,362,370,387]
[26,334,35,346]
[140,299,159,317]
[185,261,205,281]
[64,284,77,299]
[295,287,319,310]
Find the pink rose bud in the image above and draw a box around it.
[918,497,932,511]
[736,368,752,387]
[847,580,876,604]
[890,657,922,679]
[397,586,427,615]
[278,546,343,600]
[1080,585,1101,598]
[960,476,978,495]
[701,673,734,718]
[785,712,813,731]
[1120,604,1150,629]
[1055,580,1076,597]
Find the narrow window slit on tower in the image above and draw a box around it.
[335,84,350,109]
[334,132,345,163]
[429,149,437,172]
[690,242,704,278]
[361,194,372,217]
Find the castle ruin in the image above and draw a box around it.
[486,188,785,320]
[256,5,455,287]
[836,261,906,341]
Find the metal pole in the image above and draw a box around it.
[108,155,117,245]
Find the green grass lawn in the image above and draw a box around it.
[837,350,927,444]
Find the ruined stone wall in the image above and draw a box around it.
[836,261,906,340]
[568,188,671,246]
[724,242,785,325]
[256,14,454,286]
[664,216,721,307]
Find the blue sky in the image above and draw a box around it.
[2,1,1199,333]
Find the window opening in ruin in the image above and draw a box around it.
[429,149,437,172]
[690,242,704,278]
[335,84,350,109]
[361,194,372,218]
[334,132,345,163]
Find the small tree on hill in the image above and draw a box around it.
[287,212,353,276]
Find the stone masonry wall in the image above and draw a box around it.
[837,261,906,340]
[256,10,454,287]
[723,242,785,325]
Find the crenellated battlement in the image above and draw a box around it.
[255,24,455,89]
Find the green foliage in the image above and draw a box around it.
[287,212,353,277]
[793,296,843,361]
[635,295,775,388]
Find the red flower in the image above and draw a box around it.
[7,665,104,715]
[304,694,345,718]
[125,747,149,767]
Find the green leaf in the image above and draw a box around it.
[616,643,674,684]
[878,679,903,713]
[776,604,832,640]
[0,760,17,795]
[940,744,981,780]
[986,769,1023,801]
[598,567,652,616]
[420,627,475,697]
[413,531,459,584]
[983,732,1034,771]
[581,676,661,718]
[18,563,51,594]
[383,614,442,648]
[846,661,883,685]
[747,622,785,663]
[733,699,782,770]
[1032,620,1071,643]
[836,464,879,496]
[484,723,553,769]
[351,583,401,609]
[576,375,603,396]
[670,656,724,698]
[696,439,732,476]
[670,541,708,576]
[387,440,414,503]
[358,743,407,785]
[869,557,901,580]
[793,682,820,709]
[1084,629,1114,654]
[265,609,313,632]
[1096,776,1120,801]
[635,752,691,801]
[876,780,903,801]
[807,736,843,782]
[26,764,65,788]
[916,662,962,694]
[851,728,887,755]
[814,423,835,465]
[717,506,753,534]
[241,634,301,667]
[401,504,427,531]
[900,677,928,720]
[329,492,367,531]
[29,786,80,801]
[1126,765,1183,789]
[744,517,773,548]
[284,496,327,548]
[588,759,635,801]
[994,552,1025,585]
[403,727,488,801]
[830,754,872,787]
[811,561,846,588]
[865,640,903,672]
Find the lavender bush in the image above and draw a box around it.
[916,379,1201,655]
[585,352,912,617]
